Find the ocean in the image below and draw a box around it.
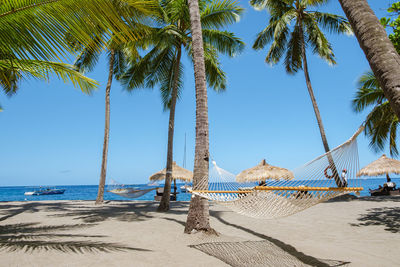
[0,178,398,202]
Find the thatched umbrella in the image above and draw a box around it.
[357,154,400,182]
[236,159,294,183]
[149,162,193,195]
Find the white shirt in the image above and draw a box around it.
[341,172,347,182]
[386,182,395,188]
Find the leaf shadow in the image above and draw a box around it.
[350,207,400,233]
[0,222,152,253]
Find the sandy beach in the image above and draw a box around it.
[0,197,399,267]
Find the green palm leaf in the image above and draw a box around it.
[200,0,244,29]
[0,0,155,61]
[0,59,98,95]
[353,71,399,157]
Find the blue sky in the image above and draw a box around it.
[0,0,396,186]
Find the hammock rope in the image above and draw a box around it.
[189,126,364,219]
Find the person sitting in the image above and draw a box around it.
[384,178,396,191]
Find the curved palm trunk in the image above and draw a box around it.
[300,33,342,187]
[338,0,400,120]
[95,49,115,205]
[158,47,182,212]
[184,0,214,234]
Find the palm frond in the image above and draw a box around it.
[253,19,279,50]
[0,0,155,61]
[185,43,226,91]
[250,0,288,13]
[159,53,184,109]
[73,34,104,74]
[312,12,352,35]
[201,0,244,30]
[352,71,385,112]
[120,47,160,90]
[0,59,98,94]
[111,48,128,79]
[254,9,295,64]
[365,102,398,155]
[203,45,227,91]
[284,24,303,74]
[300,0,329,8]
[202,29,244,57]
[357,70,380,89]
[264,23,290,64]
[303,14,336,65]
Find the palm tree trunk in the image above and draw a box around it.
[184,0,214,234]
[338,0,400,120]
[95,49,115,205]
[300,31,342,187]
[158,47,182,212]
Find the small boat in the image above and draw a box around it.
[24,188,65,196]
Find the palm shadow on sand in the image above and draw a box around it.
[0,222,151,253]
[0,201,188,224]
[350,206,400,233]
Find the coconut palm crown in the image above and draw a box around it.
[352,71,399,157]
[121,0,244,99]
[251,0,352,73]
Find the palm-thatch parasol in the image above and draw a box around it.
[357,154,400,182]
[149,162,193,195]
[236,159,294,183]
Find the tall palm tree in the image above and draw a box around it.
[338,0,400,120]
[251,0,352,186]
[74,42,131,204]
[352,71,399,157]
[121,0,244,212]
[64,0,153,205]
[183,0,216,233]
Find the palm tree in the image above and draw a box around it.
[183,0,215,233]
[352,71,399,157]
[74,43,130,204]
[121,0,244,212]
[338,0,400,120]
[251,0,352,186]
[72,17,151,205]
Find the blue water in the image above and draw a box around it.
[0,178,398,202]
[0,183,193,202]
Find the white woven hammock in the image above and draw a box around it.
[189,126,364,219]
[106,179,158,199]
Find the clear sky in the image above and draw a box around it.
[0,0,396,186]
